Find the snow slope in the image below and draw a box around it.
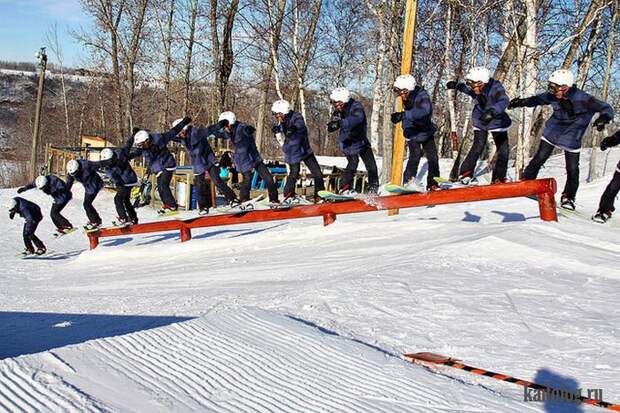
[0,150,619,412]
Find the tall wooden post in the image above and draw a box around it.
[388,0,417,216]
[30,48,47,181]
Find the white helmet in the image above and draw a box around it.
[67,159,80,175]
[8,198,17,211]
[465,66,490,83]
[271,99,291,115]
[172,117,190,131]
[218,111,237,125]
[100,148,114,161]
[35,175,47,189]
[329,87,351,103]
[393,74,416,91]
[134,130,150,146]
[549,69,574,87]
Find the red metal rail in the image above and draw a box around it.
[87,178,557,249]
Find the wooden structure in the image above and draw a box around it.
[87,178,558,249]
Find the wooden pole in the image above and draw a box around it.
[388,0,417,216]
[30,48,47,181]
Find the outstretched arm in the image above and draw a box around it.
[509,92,554,109]
[17,182,36,193]
[455,82,476,99]
[600,130,620,150]
[161,116,192,143]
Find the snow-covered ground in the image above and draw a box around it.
[1,150,619,412]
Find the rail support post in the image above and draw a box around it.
[88,233,99,250]
[537,191,558,222]
[180,226,192,242]
[323,212,337,226]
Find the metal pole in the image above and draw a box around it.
[30,47,47,181]
[388,0,417,216]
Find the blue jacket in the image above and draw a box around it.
[99,146,140,186]
[10,197,42,223]
[221,122,262,173]
[276,111,313,164]
[129,120,190,174]
[334,99,370,156]
[21,174,72,204]
[175,125,218,175]
[520,87,614,150]
[402,86,437,143]
[456,78,512,131]
[66,159,104,195]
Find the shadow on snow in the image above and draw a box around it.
[0,311,194,359]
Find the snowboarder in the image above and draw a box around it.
[271,99,325,204]
[592,131,620,223]
[216,111,279,205]
[131,116,192,215]
[446,66,512,184]
[390,74,440,190]
[66,158,105,231]
[327,87,379,194]
[8,197,46,256]
[17,174,74,236]
[172,118,239,215]
[98,147,141,226]
[509,69,614,210]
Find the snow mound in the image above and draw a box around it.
[1,307,543,412]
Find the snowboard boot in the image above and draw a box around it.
[366,185,379,195]
[35,247,47,256]
[84,222,101,232]
[560,194,576,211]
[198,208,210,216]
[112,217,131,228]
[592,209,612,224]
[157,204,178,216]
[19,248,35,258]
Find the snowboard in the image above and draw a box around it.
[217,194,266,215]
[111,220,131,228]
[157,209,179,217]
[317,190,358,202]
[52,227,78,239]
[560,207,618,227]
[433,176,488,189]
[385,183,423,195]
[17,249,55,259]
[264,196,314,210]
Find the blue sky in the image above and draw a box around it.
[0,0,88,67]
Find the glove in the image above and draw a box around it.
[600,135,616,151]
[446,80,458,89]
[390,112,404,124]
[327,119,341,133]
[217,119,229,129]
[17,187,26,193]
[594,114,612,132]
[245,125,256,135]
[271,124,283,134]
[508,98,525,109]
[284,124,297,137]
[9,211,15,220]
[481,109,495,124]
